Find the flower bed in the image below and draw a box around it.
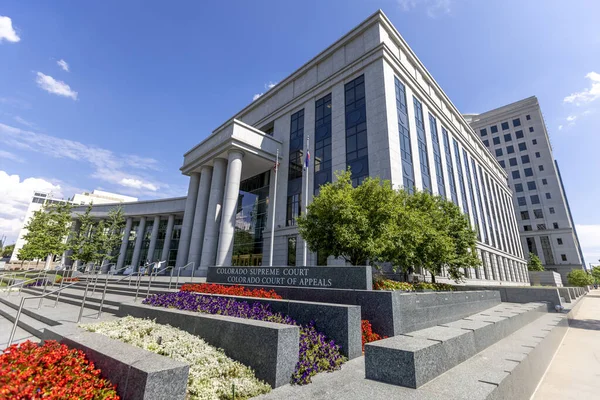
[181,283,282,299]
[81,316,270,400]
[142,291,346,384]
[0,340,119,399]
[361,320,385,351]
[373,278,455,292]
[58,277,80,283]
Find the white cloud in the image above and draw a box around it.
[566,115,577,122]
[564,72,600,105]
[576,224,600,266]
[13,115,36,128]
[35,72,78,100]
[57,59,70,72]
[397,0,452,18]
[0,171,63,244]
[0,123,163,195]
[0,15,20,43]
[558,125,563,131]
[252,93,262,101]
[252,81,278,101]
[0,150,24,163]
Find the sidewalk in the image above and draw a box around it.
[532,290,600,400]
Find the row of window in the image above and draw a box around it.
[523,222,560,231]
[480,115,532,137]
[527,236,568,264]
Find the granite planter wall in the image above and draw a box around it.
[528,271,563,287]
[453,285,563,310]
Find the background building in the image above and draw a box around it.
[467,97,585,282]
[10,190,137,263]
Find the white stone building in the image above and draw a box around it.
[68,10,531,285]
[467,97,585,282]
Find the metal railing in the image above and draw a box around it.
[170,262,195,290]
[143,261,168,300]
[3,272,49,297]
[97,268,145,319]
[7,280,91,347]
[91,263,116,296]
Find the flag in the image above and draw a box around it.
[273,161,280,171]
[304,150,310,169]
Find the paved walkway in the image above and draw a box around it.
[533,290,600,400]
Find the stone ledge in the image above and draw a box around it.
[117,302,299,388]
[42,324,189,400]
[453,286,563,310]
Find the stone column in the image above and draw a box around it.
[187,165,213,270]
[200,158,228,269]
[131,217,147,271]
[216,151,244,267]
[146,216,161,263]
[116,217,133,269]
[175,173,201,268]
[161,214,175,264]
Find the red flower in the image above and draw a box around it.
[361,320,386,351]
[180,283,282,299]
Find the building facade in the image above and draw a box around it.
[10,190,137,263]
[65,11,528,285]
[467,97,585,282]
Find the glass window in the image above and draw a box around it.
[512,170,521,179]
[286,194,301,226]
[501,122,509,130]
[288,109,305,185]
[493,137,501,145]
[442,128,459,205]
[515,183,523,192]
[287,236,297,266]
[480,128,487,137]
[537,223,546,230]
[542,178,548,185]
[499,160,505,168]
[345,75,368,186]
[531,195,540,204]
[527,181,536,190]
[471,158,488,243]
[495,149,503,156]
[545,192,551,199]
[561,254,567,261]
[507,145,515,154]
[521,155,530,164]
[483,139,489,147]
[540,236,554,264]
[549,207,555,214]
[509,157,518,166]
[429,114,446,198]
[533,209,544,218]
[453,139,470,216]
[524,225,532,231]
[532,139,537,144]
[414,97,432,193]
[314,93,332,193]
[526,115,531,120]
[516,130,524,139]
[529,127,534,132]
[535,152,541,158]
[553,222,559,229]
[518,196,527,206]
[539,165,544,171]
[395,77,414,192]
[557,238,563,245]
[491,125,498,133]
[504,134,512,142]
[513,118,521,127]
[524,168,533,177]
[518,142,527,151]
[527,237,538,255]
[521,211,529,220]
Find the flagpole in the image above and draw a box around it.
[269,149,279,266]
[303,135,309,266]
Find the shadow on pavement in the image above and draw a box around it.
[568,319,600,331]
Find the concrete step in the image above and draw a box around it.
[0,314,38,348]
[20,287,121,314]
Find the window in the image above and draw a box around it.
[429,114,446,197]
[314,93,332,193]
[493,137,501,145]
[524,225,532,231]
[345,75,368,186]
[491,125,498,133]
[557,238,563,245]
[286,194,301,226]
[518,142,527,151]
[483,139,489,147]
[521,211,530,220]
[537,224,546,230]
[499,160,505,168]
[442,128,459,205]
[539,165,544,171]
[553,222,559,229]
[561,254,567,262]
[414,97,432,193]
[463,149,480,239]
[507,145,515,154]
[535,152,541,158]
[509,157,518,166]
[527,181,536,190]
[521,155,530,164]
[395,78,415,192]
[513,118,521,127]
[549,207,555,214]
[529,127,534,132]
[516,130,524,139]
[524,168,533,177]
[504,134,512,142]
[533,209,544,218]
[453,139,470,215]
[545,192,551,199]
[515,183,523,192]
[526,115,531,120]
[495,149,503,156]
[480,128,488,137]
[471,158,488,243]
[531,195,540,204]
[527,237,538,255]
[540,236,555,264]
[518,196,527,206]
[532,139,537,145]
[512,170,521,179]
[287,236,297,266]
[501,122,509,130]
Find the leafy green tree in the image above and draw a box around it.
[70,204,97,267]
[20,206,52,266]
[590,266,600,283]
[567,269,593,287]
[297,170,398,265]
[233,230,255,256]
[527,253,544,271]
[98,207,126,265]
[1,244,15,258]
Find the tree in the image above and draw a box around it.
[98,207,126,265]
[20,206,52,266]
[567,269,593,287]
[70,204,97,268]
[590,266,600,283]
[1,244,15,258]
[297,170,398,265]
[527,253,544,271]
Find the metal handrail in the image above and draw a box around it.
[143,261,167,300]
[7,281,91,346]
[91,263,116,296]
[134,261,159,302]
[3,272,48,297]
[96,269,145,319]
[171,262,195,290]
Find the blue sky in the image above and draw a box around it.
[1,0,599,263]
